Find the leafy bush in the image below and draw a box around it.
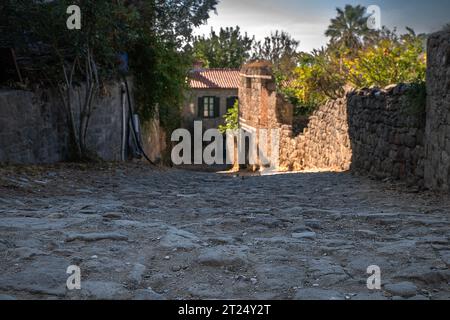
[218,100,239,133]
[279,49,347,115]
[346,31,426,88]
[284,28,426,112]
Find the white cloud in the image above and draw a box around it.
[195,0,331,52]
[195,0,450,52]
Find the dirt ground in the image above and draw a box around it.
[0,162,449,300]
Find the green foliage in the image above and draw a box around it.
[282,6,427,114]
[325,4,374,51]
[252,31,299,66]
[2,0,218,150]
[279,48,346,114]
[1,0,133,160]
[2,0,121,83]
[153,0,219,43]
[192,26,254,68]
[218,100,239,133]
[191,28,300,72]
[129,0,218,136]
[346,29,427,88]
[253,31,300,87]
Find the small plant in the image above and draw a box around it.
[218,100,239,133]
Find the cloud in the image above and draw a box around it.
[195,0,450,52]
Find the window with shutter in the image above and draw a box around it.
[200,96,216,118]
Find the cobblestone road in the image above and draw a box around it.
[0,163,449,300]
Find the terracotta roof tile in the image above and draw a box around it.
[189,68,240,89]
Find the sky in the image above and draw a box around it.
[194,0,450,52]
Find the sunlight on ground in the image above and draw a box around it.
[217,167,348,176]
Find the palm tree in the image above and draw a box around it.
[325,5,371,50]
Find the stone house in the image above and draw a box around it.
[182,63,240,132]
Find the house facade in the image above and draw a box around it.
[182,66,240,132]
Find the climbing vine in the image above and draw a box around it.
[218,100,239,133]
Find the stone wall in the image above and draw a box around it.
[141,112,167,164]
[0,89,68,164]
[238,62,426,183]
[85,82,128,162]
[237,31,450,190]
[280,98,351,172]
[239,61,293,133]
[425,31,450,191]
[238,61,292,170]
[238,61,351,172]
[348,86,426,185]
[0,82,165,164]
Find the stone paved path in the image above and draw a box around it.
[0,163,449,300]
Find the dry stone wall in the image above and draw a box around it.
[279,98,351,171]
[0,89,68,164]
[238,61,351,173]
[425,31,450,191]
[0,83,127,163]
[239,30,450,192]
[348,85,426,185]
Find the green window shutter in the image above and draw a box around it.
[214,97,220,118]
[198,97,204,118]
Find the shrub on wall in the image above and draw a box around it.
[218,100,239,133]
[346,31,426,88]
[284,27,426,113]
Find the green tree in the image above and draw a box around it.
[128,0,219,137]
[251,30,300,99]
[345,28,426,88]
[153,0,219,43]
[325,5,372,50]
[2,0,126,160]
[192,26,254,68]
[252,30,299,69]
[1,0,218,161]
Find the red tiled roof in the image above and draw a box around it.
[189,68,240,89]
